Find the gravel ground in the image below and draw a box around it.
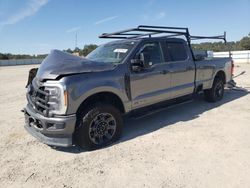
[0,64,250,188]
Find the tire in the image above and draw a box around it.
[204,77,224,102]
[75,103,123,150]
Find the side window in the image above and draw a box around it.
[138,42,162,65]
[166,42,188,62]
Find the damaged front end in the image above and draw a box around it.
[22,49,115,147]
[22,51,80,147]
[23,74,76,147]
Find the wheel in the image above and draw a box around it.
[75,103,123,150]
[204,77,224,102]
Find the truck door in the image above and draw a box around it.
[164,40,195,98]
[130,41,171,109]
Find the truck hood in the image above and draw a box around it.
[36,50,115,80]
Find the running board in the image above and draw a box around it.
[128,95,194,119]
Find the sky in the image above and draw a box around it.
[0,0,249,55]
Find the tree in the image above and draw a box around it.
[239,33,250,50]
[191,33,250,52]
[0,53,9,60]
[73,47,81,53]
[1,33,250,60]
[65,48,73,53]
[80,44,98,56]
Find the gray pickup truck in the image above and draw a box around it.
[23,25,233,150]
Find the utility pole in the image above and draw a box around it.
[75,32,78,49]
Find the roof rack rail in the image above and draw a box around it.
[99,25,227,44]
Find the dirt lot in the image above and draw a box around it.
[0,64,250,188]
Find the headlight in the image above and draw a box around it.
[44,81,68,115]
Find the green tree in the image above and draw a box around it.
[80,44,98,56]
[64,48,73,54]
[0,53,9,60]
[1,33,250,60]
[73,47,81,53]
[239,33,250,50]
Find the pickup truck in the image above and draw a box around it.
[23,25,233,150]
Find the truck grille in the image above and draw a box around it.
[28,84,50,116]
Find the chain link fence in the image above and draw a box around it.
[0,59,43,66]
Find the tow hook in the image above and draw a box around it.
[227,80,237,88]
[233,71,246,79]
[227,71,247,92]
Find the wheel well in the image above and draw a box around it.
[215,70,226,84]
[77,92,125,114]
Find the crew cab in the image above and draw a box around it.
[23,25,233,150]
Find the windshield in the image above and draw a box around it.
[86,41,136,64]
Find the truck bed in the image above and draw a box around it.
[195,57,232,90]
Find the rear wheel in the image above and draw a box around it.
[204,77,224,102]
[75,103,123,150]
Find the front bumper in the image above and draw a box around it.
[23,104,76,147]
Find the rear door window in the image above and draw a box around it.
[166,42,188,62]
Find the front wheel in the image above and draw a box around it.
[75,103,123,150]
[204,77,224,102]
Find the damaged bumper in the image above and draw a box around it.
[23,104,76,147]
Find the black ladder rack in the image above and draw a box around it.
[99,25,227,45]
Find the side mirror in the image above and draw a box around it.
[140,52,152,68]
[131,59,143,72]
[131,52,152,72]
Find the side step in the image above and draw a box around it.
[128,95,194,120]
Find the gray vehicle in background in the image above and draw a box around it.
[23,25,234,150]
